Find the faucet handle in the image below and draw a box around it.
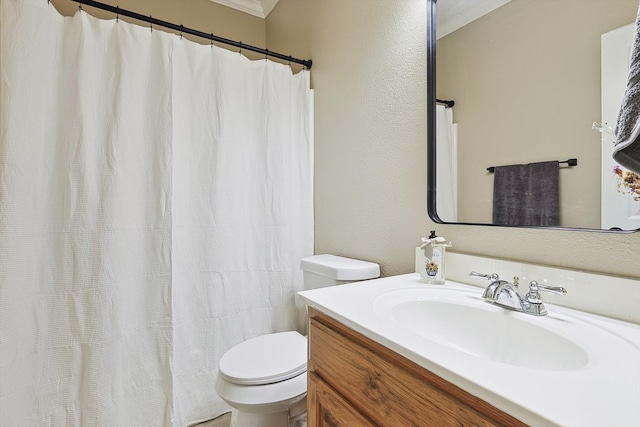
[469,271,500,281]
[526,280,567,303]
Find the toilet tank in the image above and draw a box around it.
[300,254,380,290]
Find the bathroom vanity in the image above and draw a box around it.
[298,260,640,427]
[307,307,524,426]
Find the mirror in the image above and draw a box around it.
[427,0,640,231]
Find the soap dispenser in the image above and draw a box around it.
[419,231,451,284]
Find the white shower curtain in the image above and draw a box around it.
[436,105,458,222]
[0,1,313,425]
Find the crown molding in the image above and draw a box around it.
[209,0,279,19]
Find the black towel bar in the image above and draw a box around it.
[487,158,577,173]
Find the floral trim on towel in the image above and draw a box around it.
[613,166,640,201]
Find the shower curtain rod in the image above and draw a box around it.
[487,158,578,173]
[436,98,455,108]
[70,0,313,69]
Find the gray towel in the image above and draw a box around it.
[492,161,560,227]
[614,2,640,174]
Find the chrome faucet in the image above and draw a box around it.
[469,271,567,316]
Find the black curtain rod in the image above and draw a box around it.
[487,158,578,173]
[70,0,313,69]
[436,98,455,108]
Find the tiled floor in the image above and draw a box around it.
[193,411,307,427]
[193,412,231,427]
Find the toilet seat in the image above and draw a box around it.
[219,331,307,386]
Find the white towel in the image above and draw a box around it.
[614,2,640,174]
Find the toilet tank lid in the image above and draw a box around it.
[300,254,380,281]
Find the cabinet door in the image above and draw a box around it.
[308,309,527,427]
[308,373,376,427]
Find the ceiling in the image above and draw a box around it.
[437,0,512,39]
[210,0,280,19]
[209,0,512,31]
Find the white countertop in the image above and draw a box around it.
[298,274,640,427]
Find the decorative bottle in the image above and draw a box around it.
[419,230,452,284]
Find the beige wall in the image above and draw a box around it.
[437,0,637,228]
[267,0,640,280]
[48,0,266,59]
[267,0,429,277]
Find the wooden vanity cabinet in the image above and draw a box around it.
[307,308,528,427]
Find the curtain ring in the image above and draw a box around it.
[180,25,184,40]
[78,3,83,11]
[210,34,214,48]
[116,6,119,23]
[150,16,153,32]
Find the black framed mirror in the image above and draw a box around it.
[427,0,640,232]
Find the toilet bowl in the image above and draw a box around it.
[215,254,380,427]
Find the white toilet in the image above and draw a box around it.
[215,254,380,427]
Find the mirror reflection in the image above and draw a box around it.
[434,0,640,230]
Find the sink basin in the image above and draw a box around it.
[300,274,640,426]
[374,287,590,371]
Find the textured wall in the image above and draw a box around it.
[267,0,429,277]
[267,0,640,280]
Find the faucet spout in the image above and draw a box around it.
[470,271,565,316]
[483,280,529,312]
[482,279,510,301]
